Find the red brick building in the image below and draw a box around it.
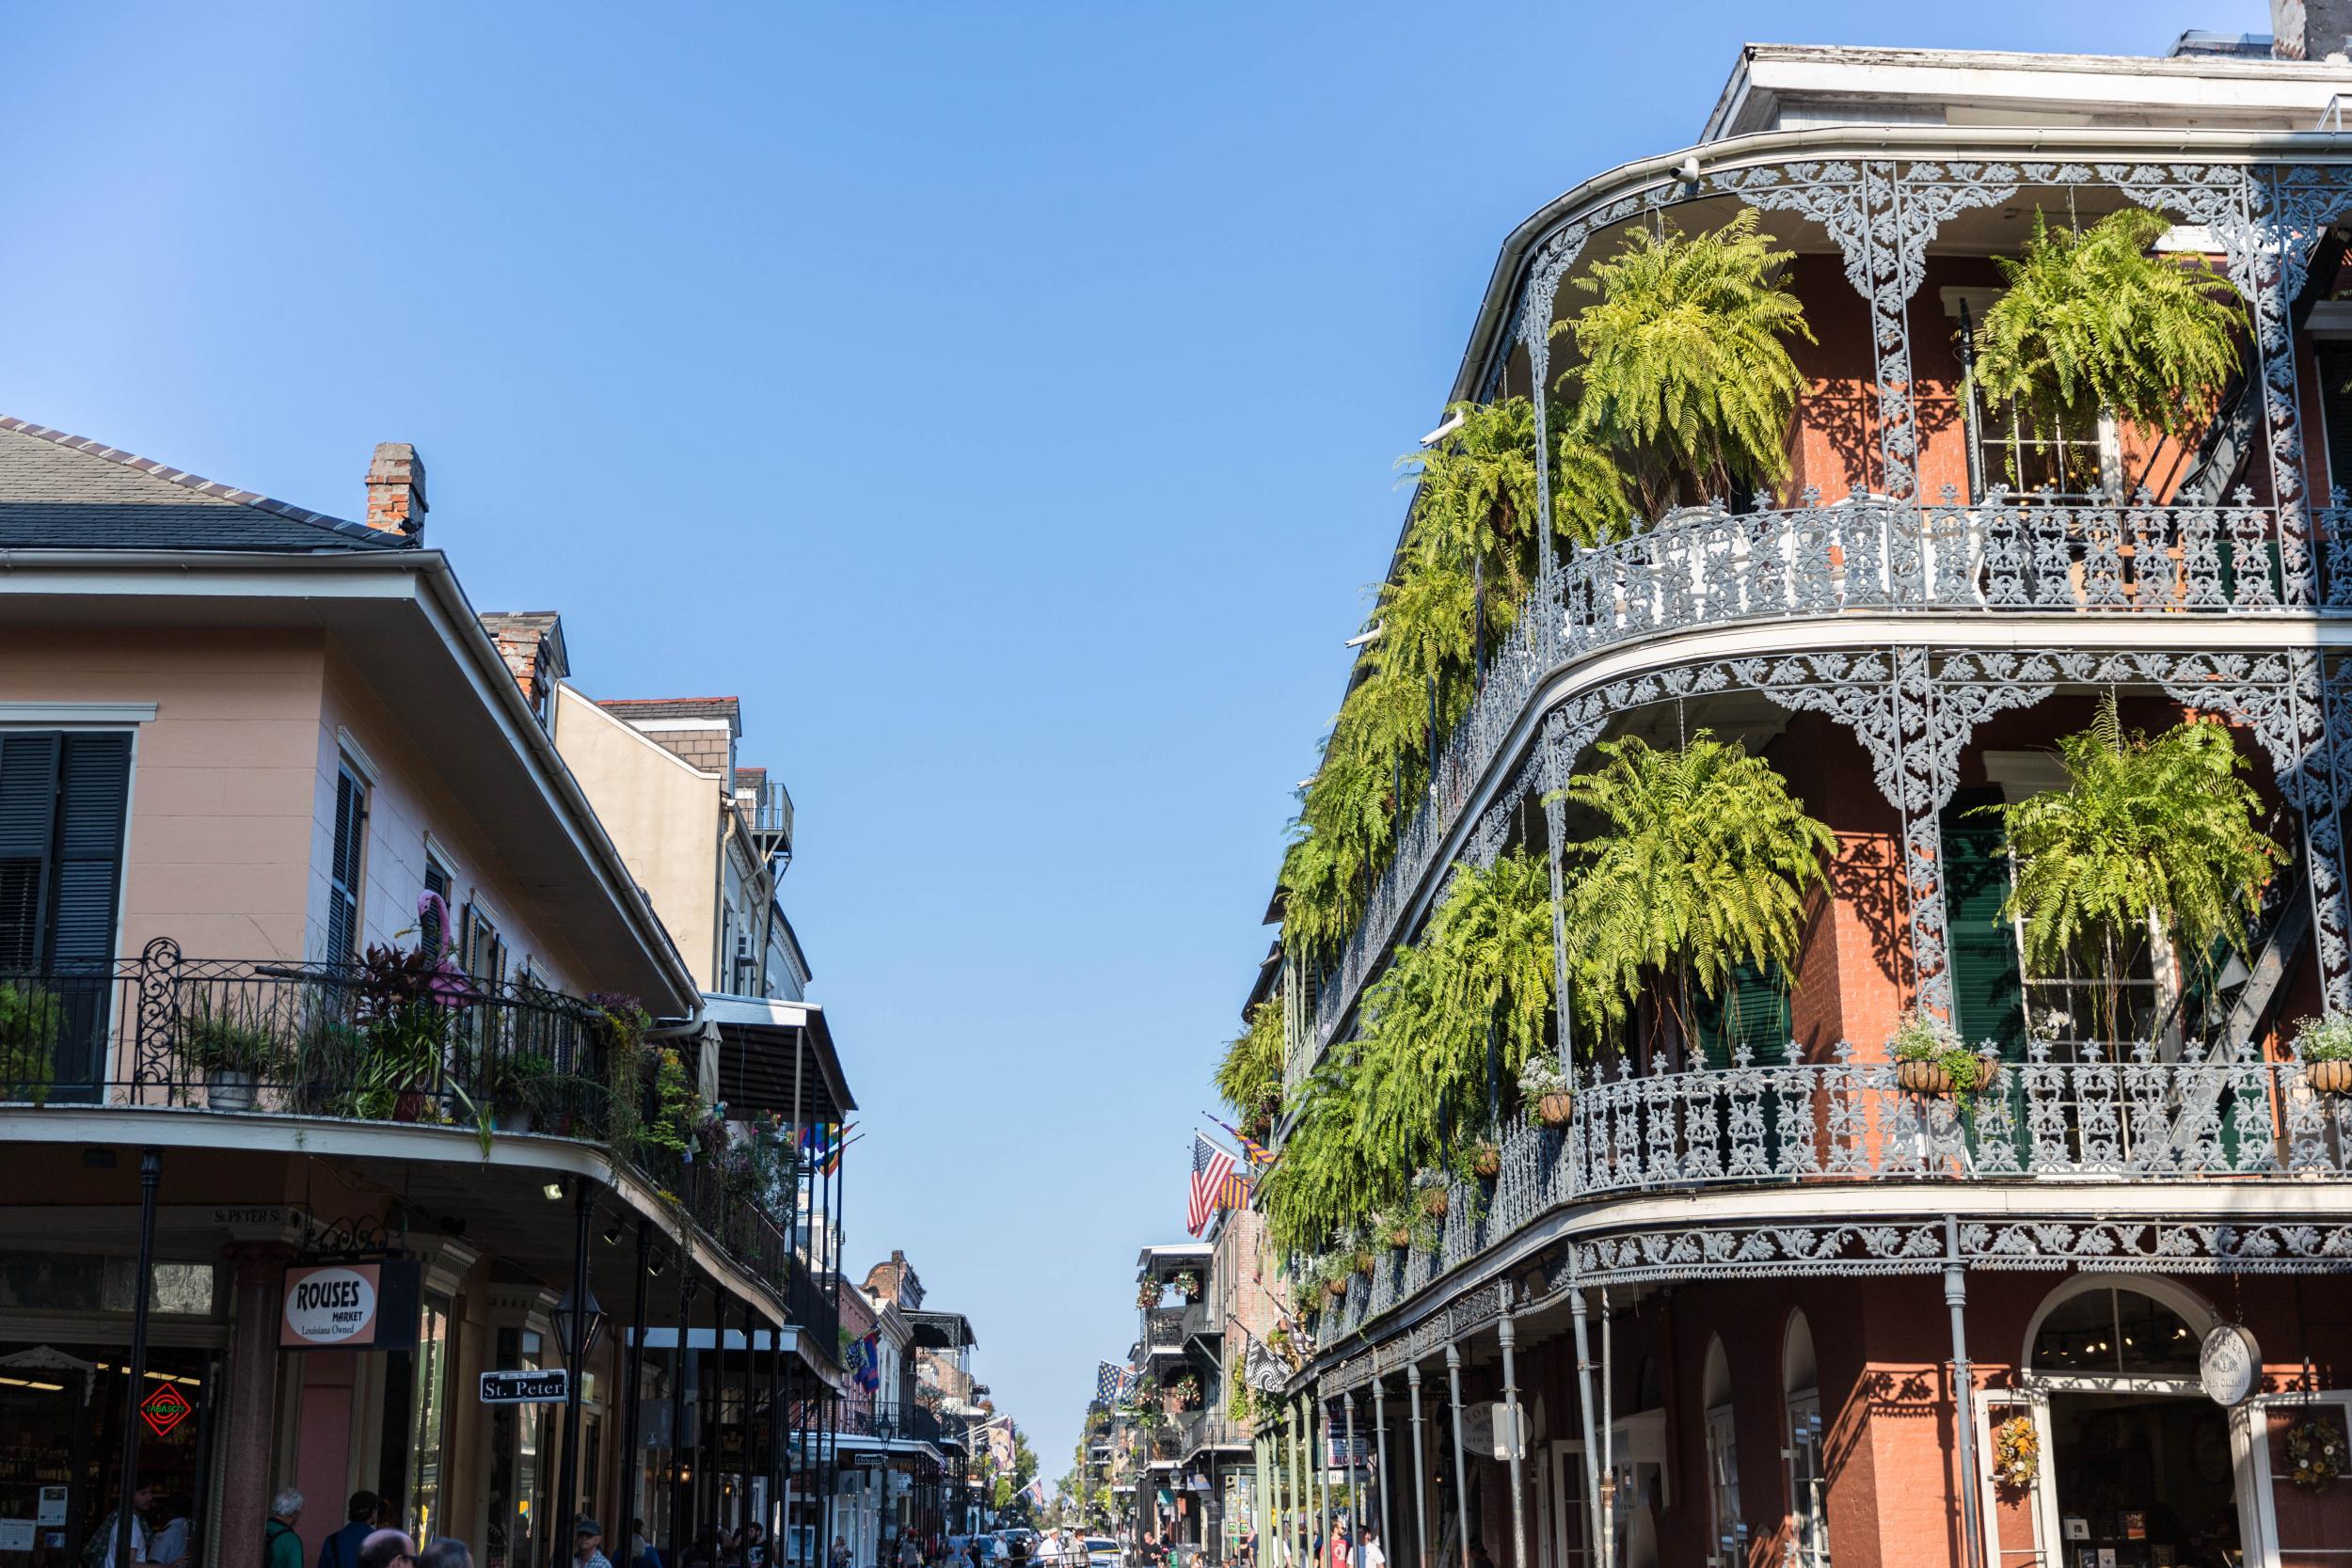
[1250,20,2352,1568]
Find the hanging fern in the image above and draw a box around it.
[1981,694,2280,1039]
[1964,206,2244,452]
[1555,210,1813,516]
[1216,998,1286,1127]
[1554,730,1834,1039]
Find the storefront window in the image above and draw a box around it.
[0,1346,216,1568]
[488,1329,550,1568]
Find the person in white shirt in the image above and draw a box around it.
[1355,1530,1384,1568]
[103,1483,179,1568]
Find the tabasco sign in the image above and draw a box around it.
[280,1260,421,1351]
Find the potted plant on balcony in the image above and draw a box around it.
[2294,1015,2352,1096]
[1889,1009,1995,1098]
[0,981,61,1105]
[1168,1371,1201,1411]
[1136,1279,1163,1310]
[353,941,472,1122]
[1411,1168,1449,1221]
[1373,1206,1413,1251]
[1979,694,2280,1045]
[1518,1053,1575,1127]
[1172,1269,1203,1303]
[489,1049,557,1132]
[1962,206,2245,473]
[181,993,281,1112]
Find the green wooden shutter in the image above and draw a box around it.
[50,734,130,1093]
[1692,960,1791,1069]
[326,769,366,962]
[1941,789,2025,1060]
[0,734,63,972]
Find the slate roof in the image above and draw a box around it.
[0,417,409,552]
[596,696,743,728]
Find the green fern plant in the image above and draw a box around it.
[1555,210,1813,517]
[1553,730,1834,1042]
[1979,694,2280,1041]
[1963,206,2244,458]
[1215,999,1286,1133]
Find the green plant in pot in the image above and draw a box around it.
[0,981,61,1105]
[180,992,281,1112]
[1889,1008,1995,1098]
[352,942,466,1121]
[2294,1014,2352,1096]
[493,1051,558,1132]
[1518,1053,1575,1128]
[1411,1167,1449,1222]
[1171,1269,1203,1303]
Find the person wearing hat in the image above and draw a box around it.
[575,1522,613,1568]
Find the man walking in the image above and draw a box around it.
[319,1494,381,1568]
[576,1521,615,1568]
[267,1492,306,1568]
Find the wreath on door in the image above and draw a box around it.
[1992,1416,2040,1491]
[2286,1411,2347,1490]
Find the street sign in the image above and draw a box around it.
[480,1368,570,1404]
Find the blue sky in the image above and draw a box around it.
[4,0,2233,1478]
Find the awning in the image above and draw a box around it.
[703,993,856,1122]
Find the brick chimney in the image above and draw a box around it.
[2275,0,2352,58]
[364,442,428,537]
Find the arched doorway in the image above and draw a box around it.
[2018,1277,2249,1566]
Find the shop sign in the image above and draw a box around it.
[279,1259,421,1351]
[480,1369,570,1404]
[2200,1323,2260,1406]
[139,1384,192,1437]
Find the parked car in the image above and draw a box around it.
[1084,1540,1121,1568]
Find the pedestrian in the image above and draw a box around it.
[829,1539,850,1568]
[320,1494,381,1568]
[149,1497,192,1568]
[267,1492,306,1568]
[95,1481,174,1568]
[1355,1529,1383,1568]
[576,1521,615,1568]
[745,1523,769,1568]
[421,1541,474,1568]
[896,1534,921,1568]
[357,1532,417,1568]
[631,1521,665,1568]
[1466,1544,1491,1568]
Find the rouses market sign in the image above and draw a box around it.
[280,1260,421,1351]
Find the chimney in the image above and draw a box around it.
[2275,0,2352,58]
[364,442,428,537]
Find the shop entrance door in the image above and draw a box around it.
[2045,1391,2242,1567]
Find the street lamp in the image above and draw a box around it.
[552,1280,607,1366]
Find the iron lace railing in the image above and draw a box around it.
[1298,489,2346,1070]
[1144,1306,1187,1351]
[0,939,800,1319]
[1310,1037,2352,1350]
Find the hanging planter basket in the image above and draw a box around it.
[1470,1143,1501,1180]
[1897,1055,2001,1097]
[1536,1092,1575,1127]
[1418,1185,1449,1220]
[1325,1275,1349,1301]
[2308,1058,2352,1096]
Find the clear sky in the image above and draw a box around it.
[4,0,2237,1479]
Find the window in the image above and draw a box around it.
[407,1297,453,1544]
[326,766,370,963]
[2314,341,2352,499]
[1704,1406,1741,1567]
[465,905,508,993]
[0,731,132,1096]
[421,850,453,959]
[1783,1313,1828,1568]
[2030,1284,2201,1376]
[1971,399,2116,498]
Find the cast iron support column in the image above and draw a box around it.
[1370,1374,1391,1555]
[1406,1365,1428,1568]
[115,1148,161,1568]
[1314,1386,1330,1567]
[621,1223,653,1544]
[559,1178,596,1561]
[1946,1216,1984,1568]
[767,1324,783,1540]
[1566,1282,1602,1566]
[670,1274,697,1568]
[1342,1392,1359,1568]
[1442,1345,1469,1568]
[1498,1315,1527,1568]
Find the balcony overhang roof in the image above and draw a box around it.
[906,1308,976,1350]
[1136,1243,1211,1278]
[0,547,698,1013]
[703,993,856,1122]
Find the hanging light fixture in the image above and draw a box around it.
[552,1280,607,1365]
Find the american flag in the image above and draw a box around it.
[1187,1132,1237,1237]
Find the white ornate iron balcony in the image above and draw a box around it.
[1295,491,2352,1073]
[1308,1038,2352,1351]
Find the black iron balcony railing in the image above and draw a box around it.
[1143,1306,1186,1354]
[1297,491,2352,1076]
[1310,1037,2352,1351]
[836,1401,947,1445]
[0,938,803,1320]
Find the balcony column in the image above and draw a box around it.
[1341,1391,1359,1568]
[766,1323,783,1540]
[1369,1373,1391,1557]
[1442,1344,1470,1568]
[1291,1394,1310,1568]
[1945,1217,1985,1568]
[557,1178,597,1560]
[1315,1386,1331,1565]
[670,1273,698,1568]
[620,1223,653,1544]
[216,1239,292,1568]
[1405,1363,1429,1568]
[1497,1314,1528,1568]
[1566,1282,1602,1564]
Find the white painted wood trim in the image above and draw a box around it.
[0,702,156,724]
